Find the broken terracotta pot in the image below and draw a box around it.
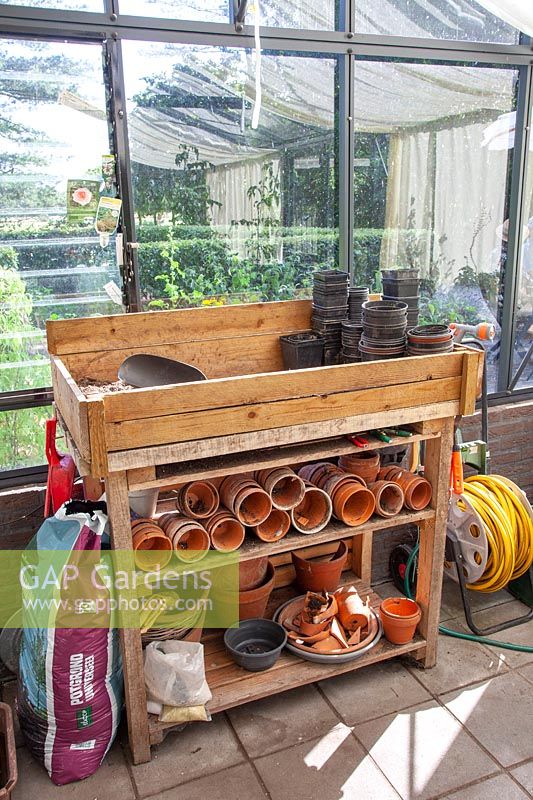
[368,480,404,517]
[331,482,375,526]
[175,480,219,518]
[336,585,372,630]
[290,482,333,534]
[252,508,291,542]
[379,596,422,644]
[204,509,245,551]
[254,467,306,510]
[292,541,348,593]
[338,451,380,483]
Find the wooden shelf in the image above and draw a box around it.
[130,429,439,489]
[236,509,434,562]
[148,576,426,741]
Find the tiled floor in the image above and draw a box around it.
[7,578,533,800]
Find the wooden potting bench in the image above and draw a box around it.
[46,299,482,764]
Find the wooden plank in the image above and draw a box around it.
[105,377,462,452]
[46,298,313,355]
[127,466,156,489]
[63,333,290,384]
[105,472,151,765]
[50,356,90,460]
[459,349,482,416]
[103,352,465,423]
[352,531,373,585]
[86,399,109,477]
[416,417,454,667]
[108,400,458,471]
[128,431,439,490]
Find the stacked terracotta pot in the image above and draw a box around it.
[131,518,173,571]
[298,462,375,526]
[378,465,432,510]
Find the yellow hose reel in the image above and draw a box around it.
[445,475,533,594]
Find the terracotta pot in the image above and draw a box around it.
[171,521,210,562]
[175,480,219,518]
[220,475,272,525]
[290,483,332,534]
[329,472,367,494]
[233,485,272,526]
[252,508,291,542]
[239,556,269,591]
[131,525,172,571]
[378,466,432,511]
[396,472,432,511]
[255,467,306,510]
[380,596,422,644]
[238,560,275,620]
[338,451,380,483]
[297,463,332,483]
[332,483,375,526]
[205,510,245,552]
[368,480,404,517]
[292,541,347,592]
[220,474,256,506]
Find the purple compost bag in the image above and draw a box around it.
[18,502,123,785]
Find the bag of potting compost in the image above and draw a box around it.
[17,501,123,785]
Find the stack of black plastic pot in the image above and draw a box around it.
[348,286,369,323]
[381,269,420,329]
[359,300,408,361]
[341,320,363,363]
[311,270,349,365]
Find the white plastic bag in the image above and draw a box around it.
[144,641,212,708]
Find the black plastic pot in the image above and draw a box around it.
[382,294,419,310]
[362,300,408,326]
[382,279,420,298]
[381,269,419,281]
[280,332,324,370]
[224,618,287,672]
[314,269,349,284]
[362,322,407,340]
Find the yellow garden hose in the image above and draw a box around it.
[462,475,533,593]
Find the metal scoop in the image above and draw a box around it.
[118,354,207,388]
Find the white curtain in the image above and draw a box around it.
[474,0,533,36]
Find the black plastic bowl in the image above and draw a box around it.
[224,618,287,672]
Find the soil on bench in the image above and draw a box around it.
[78,377,136,396]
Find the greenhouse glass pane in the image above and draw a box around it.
[0,408,48,470]
[0,0,102,9]
[0,38,124,471]
[355,0,520,44]
[122,42,339,309]
[118,0,336,28]
[118,0,227,22]
[353,59,518,393]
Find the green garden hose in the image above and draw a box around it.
[404,543,533,653]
